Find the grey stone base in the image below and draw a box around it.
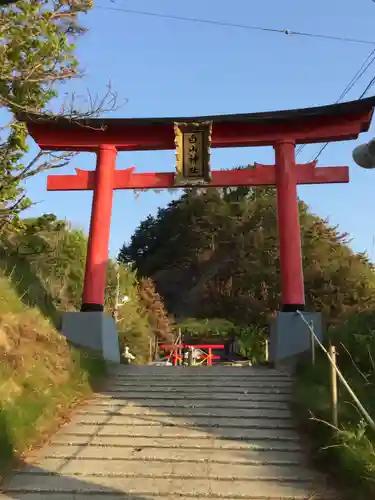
[61,312,121,363]
[269,311,323,366]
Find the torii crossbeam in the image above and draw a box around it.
[20,97,375,315]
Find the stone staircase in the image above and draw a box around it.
[0,365,337,499]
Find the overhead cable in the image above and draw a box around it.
[96,5,375,46]
[297,48,375,160]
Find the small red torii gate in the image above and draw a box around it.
[159,344,224,366]
[21,97,375,315]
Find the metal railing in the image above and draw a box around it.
[296,310,375,432]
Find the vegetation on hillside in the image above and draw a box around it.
[119,187,375,327]
[0,272,106,476]
[0,214,173,362]
[295,310,375,500]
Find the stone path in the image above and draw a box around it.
[0,365,337,499]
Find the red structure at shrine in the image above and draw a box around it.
[21,97,375,318]
[159,344,224,366]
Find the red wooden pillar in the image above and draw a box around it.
[81,144,117,312]
[207,348,212,366]
[274,140,305,311]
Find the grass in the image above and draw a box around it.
[0,275,107,477]
[295,350,375,500]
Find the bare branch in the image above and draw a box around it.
[340,342,371,384]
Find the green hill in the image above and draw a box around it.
[119,187,375,327]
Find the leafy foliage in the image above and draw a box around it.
[0,0,92,225]
[296,310,375,499]
[0,214,87,317]
[119,187,375,327]
[105,263,154,364]
[0,214,173,363]
[177,317,237,338]
[176,317,267,364]
[138,277,174,344]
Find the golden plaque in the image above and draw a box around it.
[174,121,212,185]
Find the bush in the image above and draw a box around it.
[236,325,268,364]
[176,318,267,364]
[295,309,375,499]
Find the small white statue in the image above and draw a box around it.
[123,346,135,364]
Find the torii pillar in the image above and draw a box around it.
[81,144,117,312]
[20,96,375,363]
[275,140,305,312]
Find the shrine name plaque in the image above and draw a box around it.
[174,121,212,185]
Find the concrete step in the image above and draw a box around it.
[3,473,329,499]
[98,392,292,401]
[110,376,293,383]
[110,375,293,382]
[108,381,294,388]
[49,434,303,450]
[71,414,295,429]
[108,366,289,376]
[21,459,318,481]
[59,424,300,441]
[106,385,293,394]
[76,405,293,418]
[0,494,336,500]
[39,443,306,464]
[0,366,335,500]
[88,398,292,410]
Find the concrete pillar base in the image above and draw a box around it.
[61,312,121,364]
[269,311,323,367]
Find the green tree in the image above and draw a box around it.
[0,213,171,363]
[138,277,174,344]
[119,187,375,327]
[0,0,114,228]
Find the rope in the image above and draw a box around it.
[296,310,375,431]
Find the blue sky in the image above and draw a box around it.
[23,0,375,258]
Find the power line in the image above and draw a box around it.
[296,48,375,159]
[336,49,375,101]
[359,74,375,98]
[97,5,375,46]
[310,56,375,163]
[98,3,375,163]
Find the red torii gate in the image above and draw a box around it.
[21,97,375,316]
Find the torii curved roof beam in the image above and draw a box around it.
[20,96,375,152]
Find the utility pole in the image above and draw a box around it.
[113,265,121,323]
[113,263,129,324]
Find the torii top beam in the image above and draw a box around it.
[20,97,375,152]
[19,98,375,313]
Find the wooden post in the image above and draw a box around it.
[149,337,153,364]
[178,328,182,366]
[153,336,158,361]
[330,345,338,427]
[310,321,316,365]
[187,348,193,367]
